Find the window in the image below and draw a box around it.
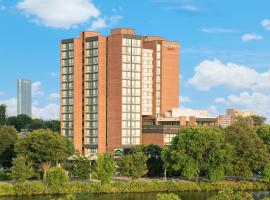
[93,40,98,48]
[122,137,130,145]
[68,43,74,50]
[62,44,67,51]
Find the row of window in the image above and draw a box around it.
[85,137,98,145]
[122,96,141,104]
[62,122,73,129]
[85,129,98,137]
[122,120,140,128]
[62,98,73,105]
[62,66,73,74]
[85,105,98,113]
[85,97,98,105]
[164,134,177,145]
[62,129,74,137]
[122,129,140,137]
[62,75,73,82]
[86,40,98,49]
[85,57,98,65]
[122,112,140,120]
[122,88,140,96]
[62,43,74,51]
[122,63,141,72]
[122,137,140,145]
[86,49,98,57]
[62,113,73,120]
[62,58,74,66]
[85,89,98,97]
[62,51,74,59]
[122,80,140,88]
[122,38,141,47]
[62,106,73,113]
[85,113,98,120]
[122,104,141,112]
[122,71,140,79]
[85,121,98,129]
[86,65,98,73]
[122,55,141,63]
[122,47,141,55]
[62,83,73,90]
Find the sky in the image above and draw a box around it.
[0,0,270,120]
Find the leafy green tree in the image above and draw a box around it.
[162,126,234,181]
[250,115,267,127]
[0,104,7,125]
[263,163,270,181]
[257,125,270,152]
[93,153,116,185]
[15,129,74,178]
[70,156,91,180]
[118,151,148,179]
[7,114,32,131]
[10,155,34,182]
[46,166,69,189]
[144,144,163,177]
[225,119,269,178]
[0,125,18,168]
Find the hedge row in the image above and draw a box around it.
[0,180,270,196]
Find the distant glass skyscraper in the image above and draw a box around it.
[17,79,32,117]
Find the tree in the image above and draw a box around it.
[15,129,74,178]
[0,125,18,168]
[162,126,234,181]
[46,166,69,189]
[70,156,91,180]
[263,163,270,182]
[250,115,267,127]
[225,119,269,178]
[7,114,32,131]
[257,125,270,153]
[118,151,148,179]
[10,155,34,182]
[144,145,163,177]
[0,104,6,125]
[93,153,116,185]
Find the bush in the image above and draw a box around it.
[46,166,69,189]
[69,156,91,180]
[157,193,180,200]
[10,155,33,182]
[93,153,116,185]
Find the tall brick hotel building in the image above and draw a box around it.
[60,28,180,157]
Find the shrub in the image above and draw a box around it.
[46,166,69,189]
[93,153,116,185]
[69,156,91,180]
[10,155,33,182]
[157,193,180,200]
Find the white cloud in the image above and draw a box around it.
[207,105,218,117]
[89,18,107,30]
[48,92,60,100]
[0,97,59,120]
[201,27,237,33]
[179,96,191,103]
[214,97,227,104]
[17,0,100,29]
[32,103,59,120]
[0,98,17,117]
[89,14,123,31]
[50,72,59,77]
[261,19,270,30]
[32,81,44,97]
[188,59,270,92]
[241,33,263,42]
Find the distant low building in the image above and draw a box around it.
[218,108,256,128]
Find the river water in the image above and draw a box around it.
[1,191,270,200]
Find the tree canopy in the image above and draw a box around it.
[162,126,234,181]
[15,129,74,177]
[225,119,269,178]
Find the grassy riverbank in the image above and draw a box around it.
[1,180,270,196]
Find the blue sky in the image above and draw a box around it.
[0,0,270,120]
